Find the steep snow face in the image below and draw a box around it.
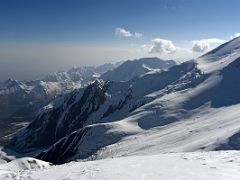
[6,37,240,164]
[1,151,240,180]
[197,37,240,73]
[101,57,176,82]
[203,37,240,58]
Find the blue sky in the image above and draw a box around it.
[0,0,240,80]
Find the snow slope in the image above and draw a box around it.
[1,151,240,180]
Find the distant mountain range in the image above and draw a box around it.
[0,63,116,119]
[0,58,175,119]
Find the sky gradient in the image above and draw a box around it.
[0,0,240,80]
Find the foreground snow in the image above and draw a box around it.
[0,157,51,170]
[0,151,240,180]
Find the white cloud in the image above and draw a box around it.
[232,32,240,38]
[192,41,210,53]
[134,32,143,38]
[230,32,240,39]
[115,28,132,37]
[115,28,143,38]
[149,38,177,54]
[191,38,226,53]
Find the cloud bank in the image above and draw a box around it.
[115,28,143,38]
[232,32,240,38]
[191,38,226,53]
[149,38,177,54]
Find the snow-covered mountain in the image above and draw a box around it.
[0,63,118,119]
[0,58,170,119]
[6,37,240,165]
[42,63,120,83]
[101,57,176,82]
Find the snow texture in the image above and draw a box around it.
[1,151,240,180]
